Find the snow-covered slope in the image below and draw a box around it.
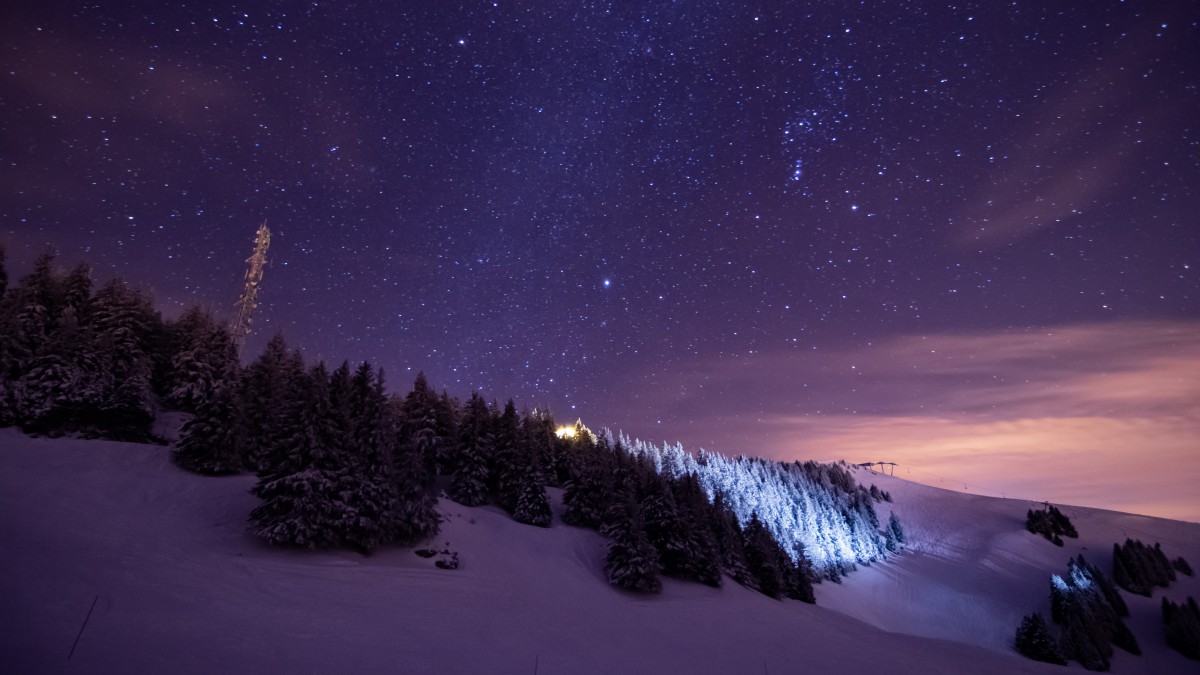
[820,465,1200,674]
[0,428,1193,674]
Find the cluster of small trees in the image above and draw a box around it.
[619,435,901,579]
[1112,539,1190,597]
[178,332,567,552]
[1162,597,1200,660]
[560,427,814,601]
[0,250,182,441]
[1016,556,1138,671]
[1025,503,1078,546]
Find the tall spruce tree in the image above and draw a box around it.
[708,490,753,586]
[173,360,245,475]
[240,334,303,472]
[489,399,523,511]
[398,371,442,484]
[513,463,552,527]
[391,435,441,544]
[602,496,662,593]
[641,475,691,578]
[250,363,346,549]
[337,362,402,553]
[1015,613,1067,665]
[743,513,785,598]
[1162,597,1200,660]
[85,278,161,439]
[449,392,491,506]
[166,307,233,412]
[671,474,722,587]
[562,432,612,529]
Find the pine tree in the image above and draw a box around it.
[1049,556,1140,670]
[783,543,817,603]
[490,400,523,511]
[562,435,611,529]
[1113,539,1177,596]
[1014,613,1067,665]
[434,390,462,474]
[513,464,552,527]
[14,251,63,358]
[708,490,753,586]
[641,475,691,578]
[14,348,80,433]
[672,474,722,587]
[448,392,491,506]
[1163,597,1200,660]
[61,262,92,315]
[86,278,161,440]
[602,496,662,593]
[173,361,244,475]
[888,512,905,544]
[1048,505,1078,538]
[391,440,440,544]
[397,371,442,485]
[240,335,303,473]
[250,363,345,549]
[166,307,233,412]
[743,513,785,599]
[338,362,402,553]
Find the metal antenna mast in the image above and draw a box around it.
[231,222,271,356]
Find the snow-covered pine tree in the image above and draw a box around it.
[173,360,245,475]
[250,362,345,549]
[671,473,722,587]
[166,307,234,412]
[61,262,92,316]
[434,390,461,474]
[338,362,402,553]
[326,361,356,453]
[14,347,80,433]
[641,474,692,579]
[708,490,753,587]
[391,438,441,544]
[1162,597,1200,660]
[489,399,523,512]
[602,496,662,593]
[397,371,442,484]
[1014,613,1067,665]
[1049,555,1140,670]
[888,512,905,544]
[513,463,552,527]
[240,334,304,473]
[449,392,491,506]
[86,278,161,440]
[742,513,785,599]
[562,433,612,529]
[13,251,63,359]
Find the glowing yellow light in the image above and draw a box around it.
[555,426,577,439]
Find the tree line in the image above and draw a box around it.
[3,249,901,603]
[1015,538,1198,669]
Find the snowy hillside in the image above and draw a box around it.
[1,428,1196,674]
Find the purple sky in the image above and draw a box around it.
[2,2,1197,519]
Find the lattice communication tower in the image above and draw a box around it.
[231,222,271,356]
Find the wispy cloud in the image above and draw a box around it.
[612,320,1200,521]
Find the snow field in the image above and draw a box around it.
[2,429,1190,673]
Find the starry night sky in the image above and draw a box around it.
[3,2,1198,519]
